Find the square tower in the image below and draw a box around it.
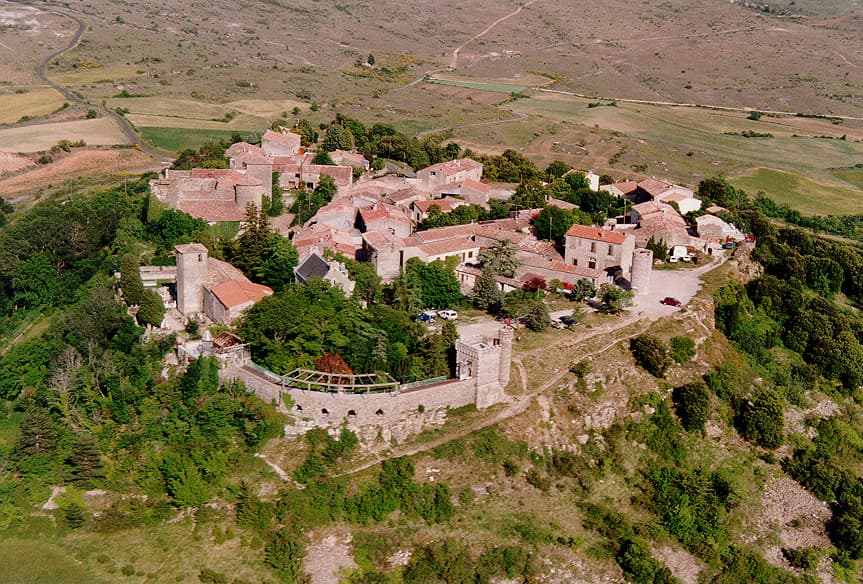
[175,243,209,315]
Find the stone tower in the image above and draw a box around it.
[455,326,513,410]
[498,326,513,389]
[631,248,653,295]
[175,243,209,315]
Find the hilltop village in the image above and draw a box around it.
[137,122,748,438]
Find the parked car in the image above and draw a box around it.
[661,297,682,307]
[551,319,566,329]
[415,313,436,323]
[723,241,737,249]
[438,309,458,320]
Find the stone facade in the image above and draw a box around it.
[416,158,483,192]
[564,225,636,279]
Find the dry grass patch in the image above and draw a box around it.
[49,65,139,86]
[0,87,66,124]
[0,118,129,152]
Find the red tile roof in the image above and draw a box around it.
[423,158,483,176]
[637,178,673,197]
[209,279,273,309]
[565,225,628,244]
[413,199,462,213]
[358,204,413,226]
[263,129,301,149]
[179,200,246,222]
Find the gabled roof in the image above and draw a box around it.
[564,225,629,244]
[358,204,413,226]
[263,129,301,149]
[422,158,483,176]
[209,280,273,309]
[637,178,674,197]
[413,198,462,213]
[294,253,332,281]
[179,200,247,222]
[415,237,479,258]
[362,229,406,250]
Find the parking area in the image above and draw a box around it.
[455,251,727,339]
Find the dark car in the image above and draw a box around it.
[415,313,436,323]
[560,315,578,326]
[661,297,682,307]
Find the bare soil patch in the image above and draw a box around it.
[0,151,33,174]
[304,529,359,584]
[0,147,157,201]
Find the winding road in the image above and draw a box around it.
[17,2,172,163]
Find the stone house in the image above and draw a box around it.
[564,225,635,278]
[695,214,744,242]
[600,180,638,198]
[411,198,466,223]
[635,178,701,214]
[361,230,406,282]
[630,201,700,248]
[433,178,490,207]
[175,243,272,324]
[294,252,356,296]
[355,203,414,238]
[262,128,302,156]
[330,149,370,170]
[416,158,483,192]
[150,168,266,222]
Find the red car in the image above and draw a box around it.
[661,297,682,306]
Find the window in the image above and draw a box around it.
[588,260,597,269]
[590,241,597,253]
[468,251,473,258]
[607,244,615,257]
[573,258,578,266]
[321,408,329,416]
[375,409,384,416]
[347,410,357,417]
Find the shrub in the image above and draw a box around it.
[672,381,710,432]
[738,387,784,449]
[669,336,696,363]
[630,334,671,377]
[569,359,591,378]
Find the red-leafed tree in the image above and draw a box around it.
[315,353,354,375]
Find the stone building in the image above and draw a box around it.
[416,158,483,192]
[294,252,356,296]
[175,243,272,324]
[355,203,413,238]
[564,225,635,279]
[262,128,301,156]
[150,168,267,222]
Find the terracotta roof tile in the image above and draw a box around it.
[209,279,272,309]
[564,225,628,244]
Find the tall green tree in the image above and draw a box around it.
[322,124,354,152]
[472,269,503,312]
[478,240,520,277]
[137,288,166,327]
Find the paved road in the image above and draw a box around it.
[17,1,172,164]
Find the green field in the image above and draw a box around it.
[731,167,863,215]
[139,127,262,153]
[830,166,863,190]
[0,539,104,583]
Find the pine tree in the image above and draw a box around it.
[472,269,503,312]
[119,253,145,305]
[137,288,165,327]
[63,502,86,529]
[268,173,284,217]
[15,407,57,458]
[322,124,354,152]
[478,240,520,277]
[372,331,389,371]
[67,433,105,487]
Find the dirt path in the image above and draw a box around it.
[449,0,540,69]
[12,1,172,163]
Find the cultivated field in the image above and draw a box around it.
[0,118,129,152]
[0,87,66,124]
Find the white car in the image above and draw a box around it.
[438,309,458,320]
